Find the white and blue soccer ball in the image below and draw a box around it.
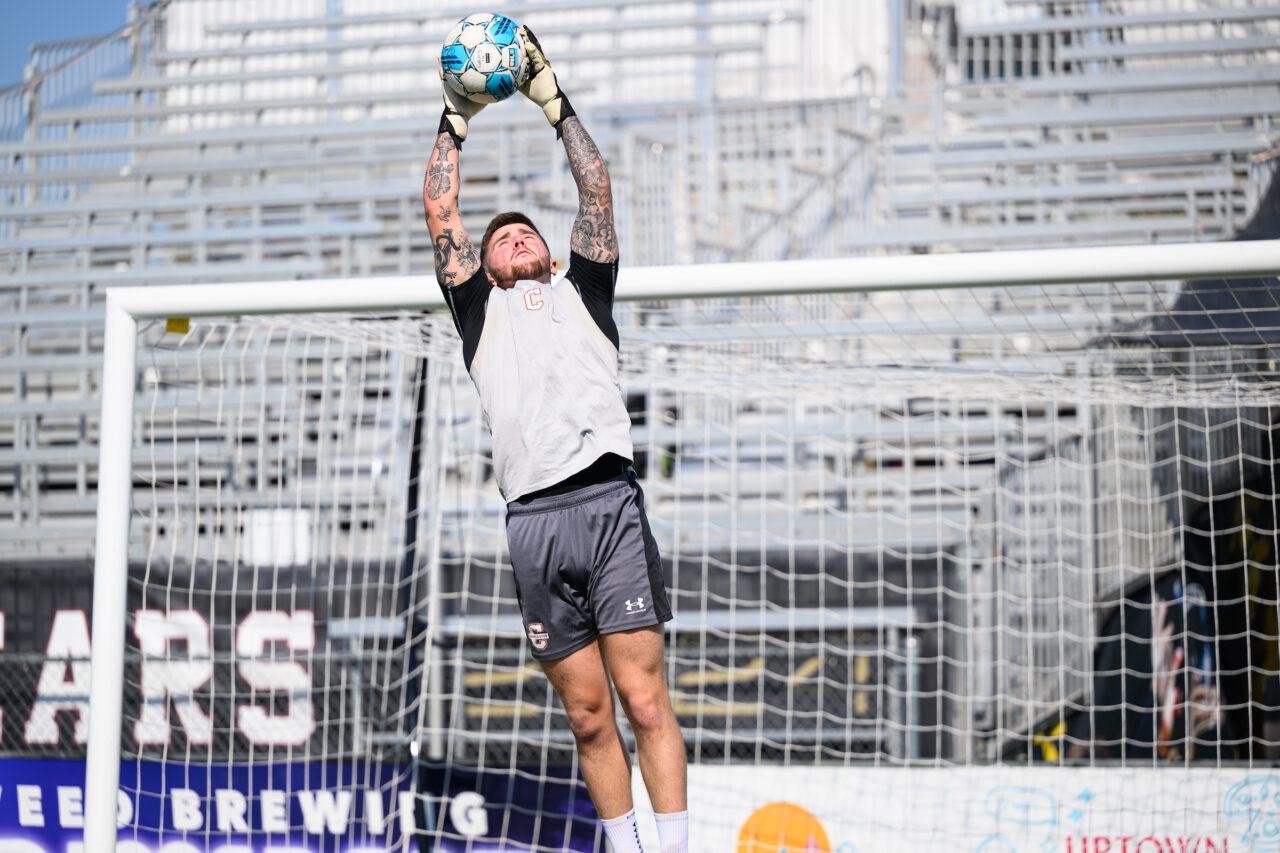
[440,13,528,104]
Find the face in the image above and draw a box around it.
[484,223,555,289]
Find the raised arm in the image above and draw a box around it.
[425,60,492,289]
[517,27,618,263]
[422,131,482,288]
[561,117,617,263]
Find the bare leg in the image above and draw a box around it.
[539,640,635,819]
[600,624,688,814]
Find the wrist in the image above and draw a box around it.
[549,92,576,138]
[438,110,465,147]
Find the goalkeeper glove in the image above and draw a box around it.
[518,26,576,137]
[438,67,486,146]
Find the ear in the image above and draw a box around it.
[549,258,558,277]
[485,267,499,288]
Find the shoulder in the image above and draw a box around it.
[440,267,493,370]
[565,251,618,290]
[440,266,490,309]
[561,253,620,350]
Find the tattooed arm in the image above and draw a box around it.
[561,116,618,263]
[422,131,482,288]
[513,28,613,261]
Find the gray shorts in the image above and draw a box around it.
[506,469,672,660]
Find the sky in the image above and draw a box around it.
[0,0,132,88]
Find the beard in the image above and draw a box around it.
[509,253,549,282]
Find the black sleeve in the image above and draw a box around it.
[439,267,489,371]
[564,251,620,350]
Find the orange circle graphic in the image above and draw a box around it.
[737,801,832,853]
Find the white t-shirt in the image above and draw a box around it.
[439,254,633,500]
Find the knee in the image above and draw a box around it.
[620,687,671,736]
[564,700,615,747]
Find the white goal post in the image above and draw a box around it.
[87,239,1280,850]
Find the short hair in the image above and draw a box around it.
[481,212,546,271]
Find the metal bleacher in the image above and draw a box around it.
[2,0,1278,574]
[851,0,1279,254]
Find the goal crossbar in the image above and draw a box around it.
[102,239,1280,320]
[85,238,1280,847]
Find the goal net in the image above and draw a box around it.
[88,246,1280,852]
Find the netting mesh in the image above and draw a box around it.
[106,277,1280,850]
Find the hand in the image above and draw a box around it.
[438,67,486,144]
[518,26,576,134]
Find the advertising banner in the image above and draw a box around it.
[0,759,417,853]
[0,755,1265,852]
[666,766,1245,853]
[420,764,600,852]
[0,759,601,853]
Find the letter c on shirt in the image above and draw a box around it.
[523,287,544,311]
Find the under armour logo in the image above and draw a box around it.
[625,597,646,613]
[527,622,549,650]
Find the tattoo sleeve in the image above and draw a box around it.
[432,228,480,289]
[423,132,482,286]
[561,116,618,262]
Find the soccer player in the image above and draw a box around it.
[423,28,689,853]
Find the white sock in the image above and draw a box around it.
[602,808,644,853]
[654,810,689,853]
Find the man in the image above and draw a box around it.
[422,28,689,853]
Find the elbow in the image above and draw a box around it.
[577,179,613,209]
[599,166,615,204]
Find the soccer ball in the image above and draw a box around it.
[440,13,528,104]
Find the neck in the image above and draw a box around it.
[497,274,552,289]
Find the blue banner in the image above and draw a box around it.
[419,764,600,852]
[0,759,600,852]
[0,758,415,853]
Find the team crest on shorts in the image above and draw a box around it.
[527,622,549,650]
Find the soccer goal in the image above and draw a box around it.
[87,240,1280,852]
